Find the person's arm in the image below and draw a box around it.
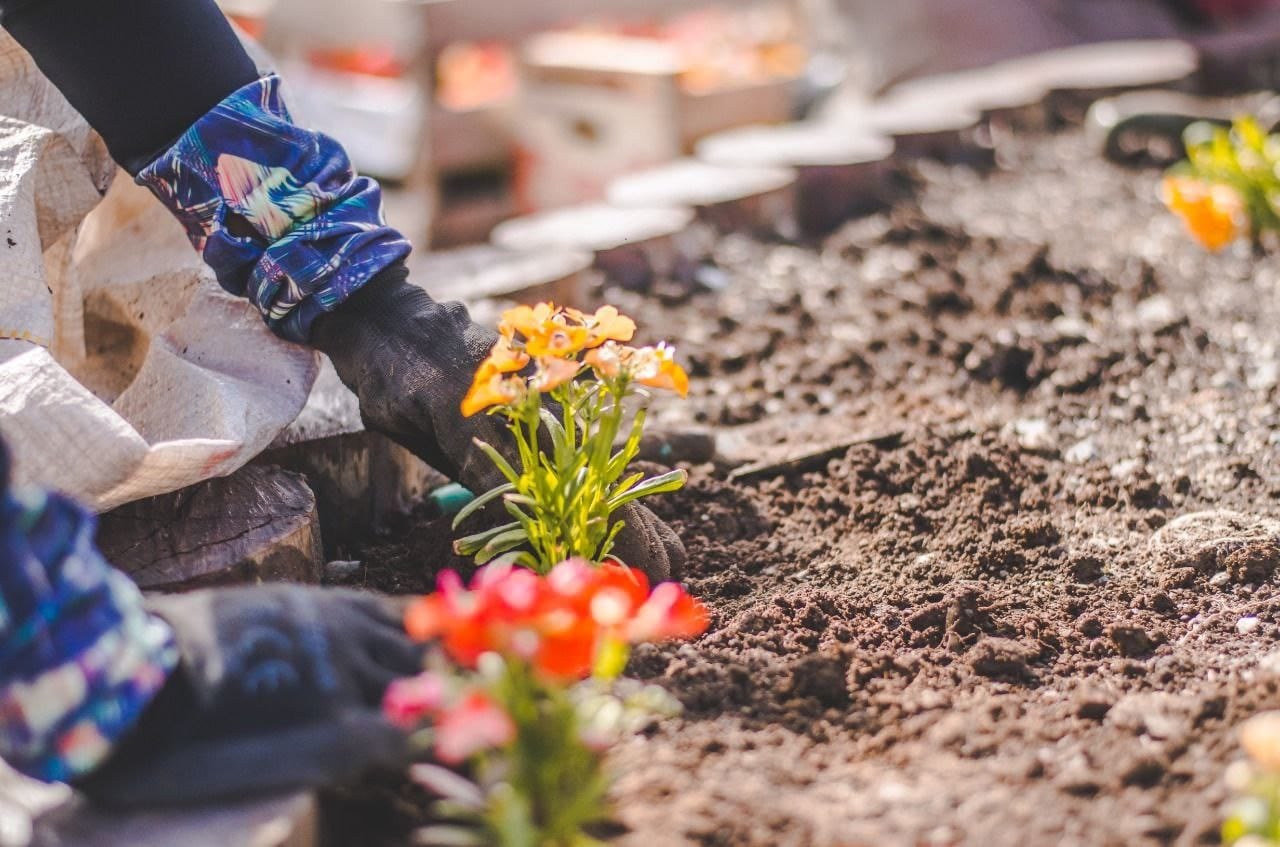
[0,432,427,806]
[0,0,683,581]
[0,439,177,783]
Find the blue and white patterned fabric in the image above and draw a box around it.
[0,441,177,782]
[137,74,412,342]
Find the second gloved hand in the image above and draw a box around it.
[76,585,424,809]
[311,263,686,583]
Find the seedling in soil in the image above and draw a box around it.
[1162,116,1280,252]
[1223,712,1280,845]
[385,559,709,847]
[454,302,690,572]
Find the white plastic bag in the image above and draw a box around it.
[0,31,317,512]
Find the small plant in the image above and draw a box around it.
[455,303,691,572]
[1224,712,1280,846]
[385,559,709,847]
[1162,115,1280,252]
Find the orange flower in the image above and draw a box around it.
[461,370,525,417]
[479,337,530,376]
[525,324,590,358]
[499,302,556,340]
[530,356,581,393]
[1161,175,1244,252]
[630,343,690,397]
[584,342,623,379]
[582,305,636,348]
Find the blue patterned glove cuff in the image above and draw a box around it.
[0,488,178,783]
[136,74,412,342]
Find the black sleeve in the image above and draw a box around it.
[0,0,261,174]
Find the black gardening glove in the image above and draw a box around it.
[311,262,686,582]
[76,585,423,809]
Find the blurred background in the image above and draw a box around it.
[212,0,1280,252]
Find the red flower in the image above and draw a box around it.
[382,672,447,729]
[402,560,710,680]
[435,691,516,764]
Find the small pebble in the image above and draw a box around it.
[1209,571,1231,588]
[325,560,362,581]
[1065,438,1099,464]
[1238,616,1262,636]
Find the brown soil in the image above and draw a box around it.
[328,127,1280,847]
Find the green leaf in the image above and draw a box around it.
[606,468,687,510]
[474,438,520,485]
[451,482,515,530]
[476,527,531,564]
[539,406,568,458]
[454,521,521,556]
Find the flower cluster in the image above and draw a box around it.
[386,560,708,847]
[384,673,515,764]
[461,303,689,417]
[403,559,708,680]
[453,302,691,571]
[1162,115,1280,252]
[1224,712,1280,846]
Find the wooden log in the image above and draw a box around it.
[830,99,985,163]
[1003,39,1199,124]
[490,204,695,290]
[882,67,1050,131]
[607,159,796,238]
[259,358,446,556]
[97,465,322,591]
[696,124,894,237]
[412,244,593,309]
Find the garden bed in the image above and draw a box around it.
[329,124,1280,846]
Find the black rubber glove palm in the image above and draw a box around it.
[311,263,686,583]
[76,585,423,809]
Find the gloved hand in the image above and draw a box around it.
[311,263,687,583]
[76,585,424,809]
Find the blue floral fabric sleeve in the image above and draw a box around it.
[137,74,412,343]
[0,443,177,783]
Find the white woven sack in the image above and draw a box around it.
[0,30,317,512]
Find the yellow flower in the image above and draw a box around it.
[631,343,689,397]
[479,337,530,377]
[582,306,636,348]
[1161,176,1244,252]
[499,303,556,341]
[530,356,581,393]
[587,342,689,396]
[585,342,623,379]
[1242,712,1280,773]
[525,324,590,358]
[461,371,526,417]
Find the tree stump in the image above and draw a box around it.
[491,204,695,290]
[1009,39,1199,124]
[97,465,322,591]
[883,66,1050,131]
[607,159,796,238]
[412,244,593,309]
[259,358,446,557]
[697,124,894,237]
[832,100,985,163]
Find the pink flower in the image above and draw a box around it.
[383,672,448,729]
[435,692,516,764]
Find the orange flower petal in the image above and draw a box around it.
[1161,175,1242,252]
[531,356,581,392]
[461,371,525,417]
[585,305,636,348]
[525,325,590,358]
